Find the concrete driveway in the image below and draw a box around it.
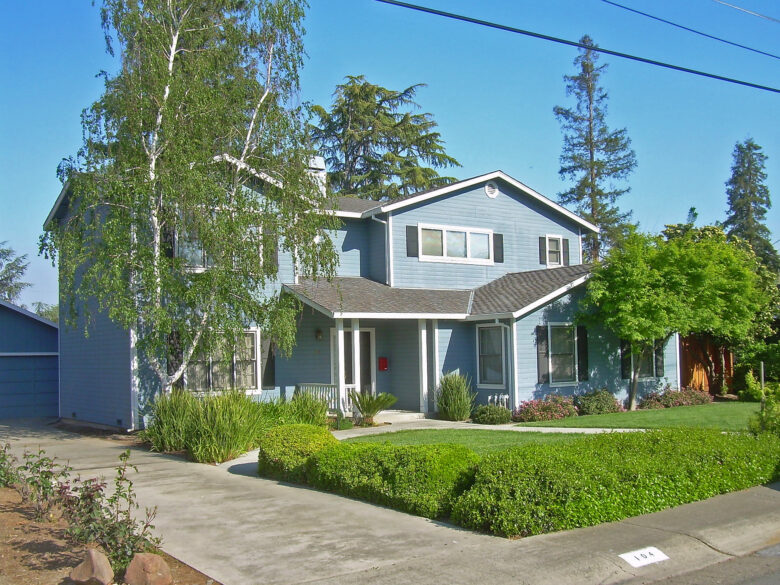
[2,418,779,585]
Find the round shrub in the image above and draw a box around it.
[472,404,512,425]
[512,395,577,422]
[257,424,338,483]
[436,373,476,421]
[638,387,713,409]
[307,443,480,518]
[574,389,622,416]
[738,371,764,402]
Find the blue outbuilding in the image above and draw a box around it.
[0,300,58,418]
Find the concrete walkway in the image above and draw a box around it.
[1,418,778,585]
[331,418,636,439]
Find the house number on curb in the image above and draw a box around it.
[619,547,669,568]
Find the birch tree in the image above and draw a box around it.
[40,0,337,396]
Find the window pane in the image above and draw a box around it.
[177,238,205,267]
[479,327,503,385]
[637,346,654,377]
[421,228,443,256]
[551,355,575,382]
[550,326,574,354]
[186,361,209,391]
[548,238,561,264]
[549,325,575,383]
[446,231,467,257]
[471,233,490,259]
[235,360,257,389]
[211,360,233,389]
[237,333,255,361]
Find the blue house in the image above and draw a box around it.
[47,165,680,429]
[0,300,59,419]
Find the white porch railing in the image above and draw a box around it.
[487,393,510,409]
[295,383,354,413]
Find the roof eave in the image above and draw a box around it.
[44,182,70,230]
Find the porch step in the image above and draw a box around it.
[374,410,427,424]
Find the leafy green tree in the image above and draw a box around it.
[722,138,778,272]
[40,0,337,397]
[581,228,769,409]
[554,35,637,261]
[0,242,30,304]
[31,302,59,323]
[310,75,460,201]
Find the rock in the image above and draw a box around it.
[69,548,114,585]
[124,552,172,585]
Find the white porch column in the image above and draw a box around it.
[511,320,519,411]
[351,318,361,396]
[432,319,440,412]
[418,319,429,413]
[336,319,345,411]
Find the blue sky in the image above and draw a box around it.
[1,0,778,307]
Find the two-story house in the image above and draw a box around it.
[46,161,680,429]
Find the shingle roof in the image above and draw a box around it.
[470,264,592,316]
[331,196,383,214]
[285,277,472,317]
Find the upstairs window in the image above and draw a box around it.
[418,223,494,265]
[539,235,570,267]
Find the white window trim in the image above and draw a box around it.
[418,222,494,266]
[476,323,506,389]
[548,322,579,386]
[185,329,260,392]
[545,234,564,268]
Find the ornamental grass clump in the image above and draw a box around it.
[289,391,329,427]
[141,389,199,453]
[512,395,577,422]
[436,373,476,421]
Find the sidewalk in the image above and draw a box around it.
[2,418,778,585]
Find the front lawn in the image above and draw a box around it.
[517,402,759,431]
[345,429,581,455]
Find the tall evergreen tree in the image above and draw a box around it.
[310,75,460,201]
[554,35,637,261]
[0,241,30,303]
[723,138,778,272]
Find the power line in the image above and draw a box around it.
[375,0,780,94]
[600,0,779,60]
[710,0,780,24]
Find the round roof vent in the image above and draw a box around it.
[485,181,499,198]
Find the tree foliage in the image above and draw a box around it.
[310,75,460,201]
[0,242,30,303]
[722,138,778,272]
[40,0,337,397]
[554,35,637,261]
[581,228,770,409]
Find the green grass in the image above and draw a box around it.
[345,429,581,455]
[517,402,760,431]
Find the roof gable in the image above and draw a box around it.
[0,300,58,329]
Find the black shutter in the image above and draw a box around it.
[493,233,504,263]
[406,225,418,257]
[654,340,665,378]
[261,338,276,389]
[577,326,588,381]
[539,237,547,264]
[620,340,631,380]
[536,325,549,384]
[563,239,570,266]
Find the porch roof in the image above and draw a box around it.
[284,277,473,319]
[469,264,592,319]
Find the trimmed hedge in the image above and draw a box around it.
[257,424,338,483]
[451,429,780,537]
[574,389,623,415]
[472,404,512,425]
[307,443,480,518]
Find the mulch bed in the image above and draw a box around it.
[0,487,221,585]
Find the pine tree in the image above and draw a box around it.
[723,138,778,272]
[0,241,30,303]
[554,35,637,261]
[311,75,460,201]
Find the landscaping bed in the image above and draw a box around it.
[0,487,220,585]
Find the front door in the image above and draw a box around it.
[330,329,375,395]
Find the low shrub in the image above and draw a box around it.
[472,404,512,425]
[512,395,577,422]
[738,371,764,402]
[574,389,623,415]
[451,429,780,537]
[0,443,19,488]
[17,449,72,521]
[748,396,780,438]
[308,443,480,518]
[436,373,476,421]
[257,424,338,483]
[289,392,329,427]
[350,391,398,425]
[639,387,714,409]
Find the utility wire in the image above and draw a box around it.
[376,0,780,94]
[600,0,779,60]
[710,0,780,24]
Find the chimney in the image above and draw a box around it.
[308,156,327,197]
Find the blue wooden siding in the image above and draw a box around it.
[329,220,370,278]
[59,303,134,428]
[367,218,387,283]
[390,180,583,289]
[513,287,679,404]
[0,305,57,353]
